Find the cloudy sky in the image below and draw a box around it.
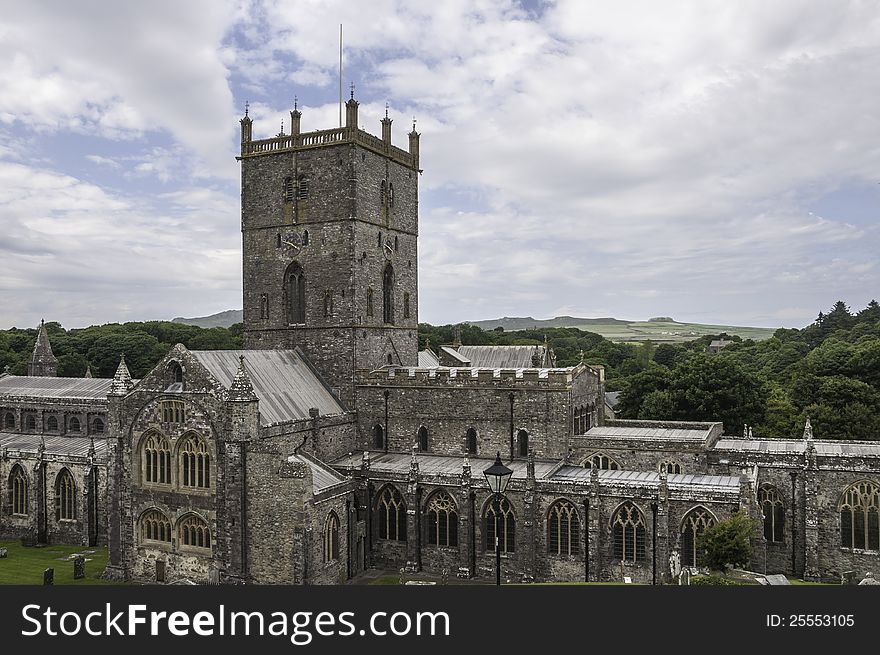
[1,0,879,330]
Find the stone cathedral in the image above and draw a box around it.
[1,95,879,585]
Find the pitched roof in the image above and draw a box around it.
[457,345,543,369]
[189,349,345,425]
[0,432,107,459]
[439,346,470,364]
[585,425,713,442]
[0,375,112,401]
[287,453,348,493]
[604,391,621,409]
[715,438,880,458]
[30,320,57,365]
[418,349,439,367]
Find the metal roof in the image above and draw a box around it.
[585,425,711,441]
[439,346,470,364]
[0,432,108,458]
[604,391,621,409]
[331,450,559,480]
[190,350,345,425]
[552,465,739,489]
[417,350,439,367]
[287,453,347,493]
[457,345,542,369]
[0,375,112,401]
[716,438,880,458]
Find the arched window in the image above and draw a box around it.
[426,492,458,547]
[10,465,28,516]
[285,261,306,325]
[517,429,529,457]
[260,293,269,319]
[142,433,172,485]
[69,417,81,433]
[376,486,406,541]
[323,290,332,318]
[303,230,309,246]
[92,418,104,434]
[47,416,58,432]
[140,509,172,544]
[324,512,340,562]
[56,469,76,521]
[681,508,715,567]
[403,292,410,319]
[3,412,14,429]
[166,361,184,390]
[284,176,295,202]
[383,264,395,325]
[759,486,785,543]
[178,514,212,551]
[659,460,681,475]
[366,287,374,317]
[380,180,387,205]
[180,434,210,489]
[586,453,619,470]
[388,183,395,206]
[297,174,309,200]
[548,500,579,556]
[466,428,477,454]
[612,502,646,562]
[394,235,398,251]
[840,481,880,551]
[485,496,515,553]
[378,232,383,248]
[162,400,185,424]
[386,353,393,365]
[25,415,36,432]
[373,424,384,449]
[417,426,429,452]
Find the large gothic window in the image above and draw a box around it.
[586,452,619,470]
[285,261,306,325]
[10,465,28,515]
[681,508,715,567]
[324,512,340,562]
[426,492,458,547]
[612,502,646,562]
[142,433,172,485]
[548,499,579,556]
[178,514,211,551]
[382,264,395,324]
[180,433,211,489]
[140,509,171,544]
[485,495,516,553]
[760,485,785,543]
[376,486,406,541]
[840,481,880,551]
[56,469,76,521]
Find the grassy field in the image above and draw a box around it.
[0,540,121,585]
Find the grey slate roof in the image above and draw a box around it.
[439,346,470,364]
[716,438,880,458]
[456,345,542,369]
[418,349,439,367]
[0,375,112,401]
[287,453,348,493]
[604,391,621,409]
[0,432,108,458]
[585,425,712,442]
[331,451,559,481]
[551,465,740,489]
[189,350,345,425]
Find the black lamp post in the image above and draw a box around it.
[483,451,513,586]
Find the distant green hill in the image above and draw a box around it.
[171,310,242,328]
[469,316,778,343]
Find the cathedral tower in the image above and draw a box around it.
[237,95,420,406]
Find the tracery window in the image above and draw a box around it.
[69,417,81,433]
[324,512,340,562]
[612,502,646,562]
[548,500,579,556]
[760,486,785,543]
[56,469,76,521]
[162,400,185,424]
[586,453,619,470]
[485,496,515,553]
[681,508,715,567]
[143,433,172,485]
[840,481,880,551]
[659,460,682,475]
[180,434,210,489]
[376,486,406,541]
[47,416,58,432]
[179,514,211,550]
[285,262,306,325]
[141,509,171,544]
[426,492,458,547]
[10,465,28,515]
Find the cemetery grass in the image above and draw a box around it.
[0,540,122,585]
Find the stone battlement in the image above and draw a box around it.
[355,366,576,386]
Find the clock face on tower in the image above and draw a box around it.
[383,236,394,260]
[281,231,302,253]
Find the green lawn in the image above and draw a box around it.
[0,540,122,585]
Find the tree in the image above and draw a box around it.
[697,511,758,572]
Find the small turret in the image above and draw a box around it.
[381,102,392,146]
[240,101,253,144]
[84,364,93,379]
[109,354,134,396]
[408,117,420,170]
[28,319,58,377]
[290,96,301,138]
[229,355,258,402]
[345,84,359,131]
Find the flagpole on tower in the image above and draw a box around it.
[339,23,343,128]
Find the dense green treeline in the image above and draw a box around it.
[2,299,877,439]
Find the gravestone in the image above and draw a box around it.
[765,574,790,586]
[0,547,7,558]
[841,570,856,585]
[73,556,85,580]
[43,568,54,585]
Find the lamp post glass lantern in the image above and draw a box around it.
[483,451,513,586]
